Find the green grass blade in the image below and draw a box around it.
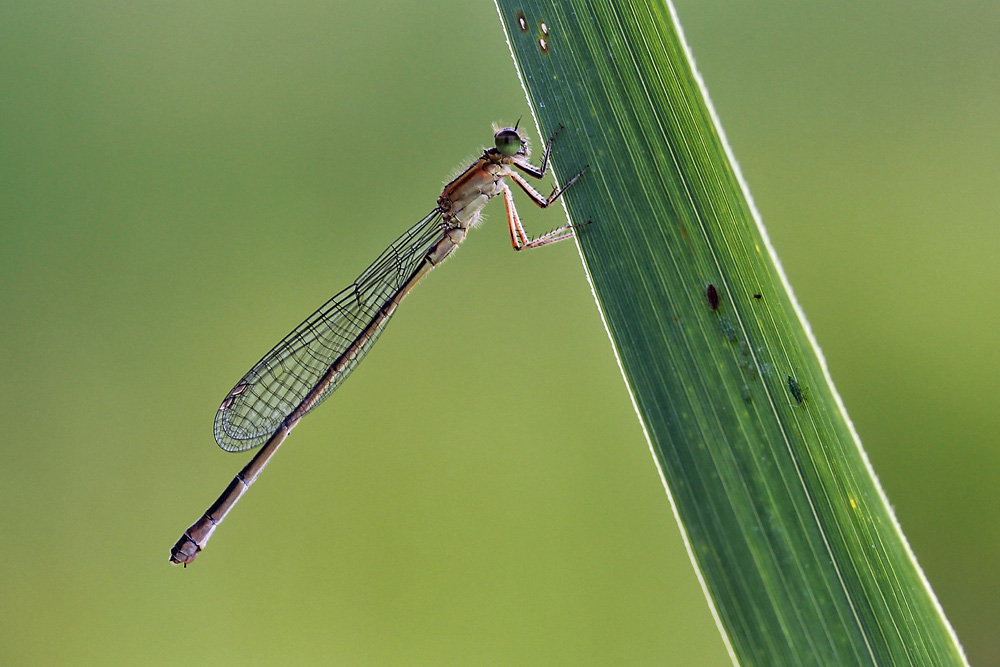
[493,0,967,664]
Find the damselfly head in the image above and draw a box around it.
[494,126,527,157]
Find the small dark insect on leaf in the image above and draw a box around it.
[787,375,804,404]
[706,283,719,310]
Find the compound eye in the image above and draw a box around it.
[494,128,522,156]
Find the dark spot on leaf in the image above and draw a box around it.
[787,375,805,404]
[706,284,719,310]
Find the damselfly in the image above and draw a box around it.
[170,123,586,565]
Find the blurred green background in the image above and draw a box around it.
[1,1,995,665]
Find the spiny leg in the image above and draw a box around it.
[502,184,582,251]
[511,124,566,179]
[508,169,586,210]
[503,185,530,248]
[535,124,560,177]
